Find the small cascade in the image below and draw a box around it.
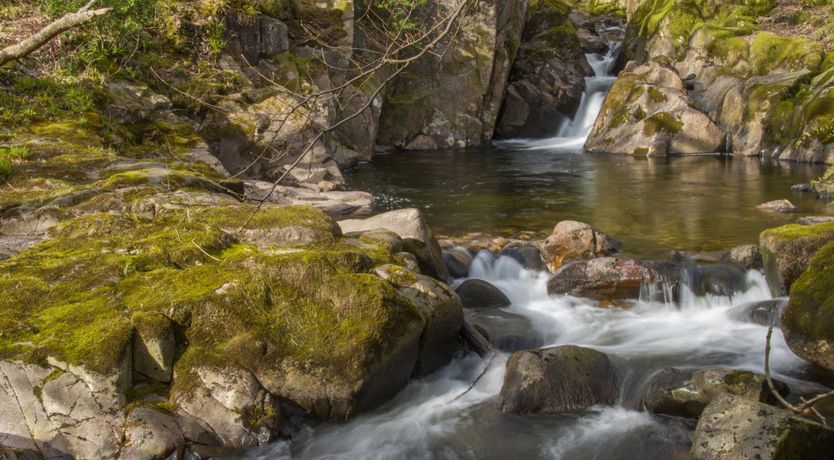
[496,38,622,152]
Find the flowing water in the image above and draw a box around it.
[247,45,834,459]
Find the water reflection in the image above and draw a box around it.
[346,150,829,257]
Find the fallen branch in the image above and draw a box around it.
[0,0,112,67]
[765,325,834,425]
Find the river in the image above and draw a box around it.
[245,38,833,460]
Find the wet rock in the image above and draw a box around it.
[760,221,834,294]
[798,216,834,226]
[722,244,763,271]
[791,183,813,193]
[443,247,474,278]
[641,368,788,418]
[464,309,541,352]
[500,345,618,414]
[374,264,464,375]
[455,279,511,310]
[757,199,799,213]
[542,220,622,270]
[132,312,176,383]
[782,241,834,372]
[690,394,834,460]
[120,408,185,460]
[500,245,546,272]
[332,146,360,171]
[727,299,787,327]
[339,208,450,280]
[461,318,493,358]
[688,264,746,297]
[585,62,726,156]
[547,257,680,302]
[495,0,594,138]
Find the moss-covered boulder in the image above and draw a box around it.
[585,62,727,155]
[691,394,834,460]
[376,0,528,149]
[759,221,834,294]
[781,241,834,372]
[0,201,465,455]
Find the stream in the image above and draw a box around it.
[247,42,833,459]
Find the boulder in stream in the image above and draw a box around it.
[542,220,622,270]
[691,394,834,460]
[757,199,799,214]
[760,221,834,294]
[727,299,787,327]
[443,247,474,278]
[722,244,763,271]
[546,257,680,302]
[641,368,788,418]
[464,308,542,353]
[455,279,512,310]
[500,345,619,414]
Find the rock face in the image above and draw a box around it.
[547,257,680,302]
[760,222,834,294]
[338,208,450,280]
[495,0,594,138]
[585,62,727,155]
[641,368,786,418]
[618,0,834,163]
[500,345,618,414]
[455,279,512,310]
[542,220,622,270]
[376,0,528,149]
[781,241,834,372]
[690,394,834,460]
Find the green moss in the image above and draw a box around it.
[750,32,825,77]
[783,241,834,345]
[647,86,667,103]
[761,221,834,241]
[642,112,684,136]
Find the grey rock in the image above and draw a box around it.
[641,367,788,418]
[464,308,541,352]
[500,345,618,414]
[455,279,511,310]
[443,247,474,278]
[120,408,184,460]
[727,299,787,327]
[259,17,289,57]
[547,257,680,302]
[132,313,176,383]
[339,208,449,280]
[500,245,546,271]
[691,394,834,460]
[722,244,763,271]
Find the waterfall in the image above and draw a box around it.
[496,40,621,152]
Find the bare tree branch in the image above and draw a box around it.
[765,325,834,425]
[0,1,112,67]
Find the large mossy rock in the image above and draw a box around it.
[585,62,727,155]
[0,203,454,455]
[781,241,834,372]
[691,394,834,460]
[618,0,834,163]
[495,0,595,138]
[759,221,834,294]
[376,0,528,150]
[499,345,619,414]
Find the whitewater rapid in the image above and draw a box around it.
[249,254,815,460]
